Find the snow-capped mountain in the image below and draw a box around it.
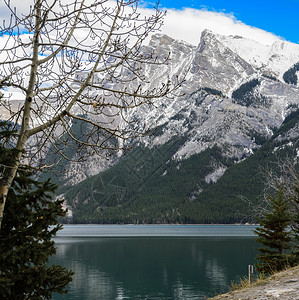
[219,33,299,80]
[40,29,299,224]
[58,29,299,187]
[124,30,299,159]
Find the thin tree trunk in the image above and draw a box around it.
[0,159,20,229]
[0,0,41,230]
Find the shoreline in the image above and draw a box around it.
[60,223,258,226]
[211,265,299,300]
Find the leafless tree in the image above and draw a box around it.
[263,158,298,198]
[237,154,299,224]
[262,156,299,223]
[0,0,182,229]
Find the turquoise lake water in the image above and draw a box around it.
[51,225,258,299]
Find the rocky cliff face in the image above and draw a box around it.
[116,29,299,171]
[53,30,299,223]
[45,29,298,200]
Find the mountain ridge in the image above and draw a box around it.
[35,30,299,223]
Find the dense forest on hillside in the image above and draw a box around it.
[283,62,299,85]
[58,109,299,224]
[232,79,272,108]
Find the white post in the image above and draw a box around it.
[248,265,254,284]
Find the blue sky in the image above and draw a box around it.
[0,1,297,46]
[142,0,299,44]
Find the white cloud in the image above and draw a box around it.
[0,1,33,19]
[0,2,282,46]
[156,8,282,46]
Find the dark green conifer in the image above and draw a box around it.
[0,122,73,299]
[290,185,299,265]
[283,62,299,85]
[255,185,292,274]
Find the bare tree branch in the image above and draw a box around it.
[0,0,182,229]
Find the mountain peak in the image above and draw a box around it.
[201,29,214,36]
[149,34,175,48]
[198,29,219,48]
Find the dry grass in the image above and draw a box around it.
[230,264,299,292]
[210,265,299,300]
[230,272,268,291]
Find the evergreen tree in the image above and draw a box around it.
[283,62,299,85]
[254,185,292,274]
[290,185,299,265]
[0,122,73,299]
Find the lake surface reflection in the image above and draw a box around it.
[51,225,258,300]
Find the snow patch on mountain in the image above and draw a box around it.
[205,167,227,184]
[219,34,299,80]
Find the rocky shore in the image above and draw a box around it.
[211,265,299,300]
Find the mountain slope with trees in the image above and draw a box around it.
[60,109,299,224]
